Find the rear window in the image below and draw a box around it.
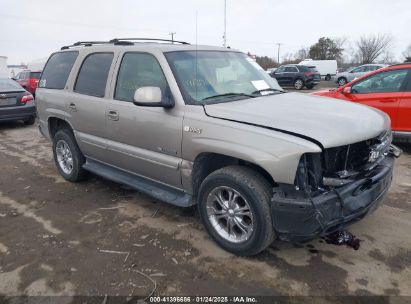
[39,51,78,89]
[74,53,114,97]
[30,72,41,79]
[0,78,24,91]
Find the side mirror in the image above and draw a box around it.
[133,86,173,108]
[342,86,352,95]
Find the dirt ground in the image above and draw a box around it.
[0,102,411,301]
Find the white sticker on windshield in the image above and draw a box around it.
[251,80,270,92]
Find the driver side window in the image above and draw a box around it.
[115,52,168,102]
[351,69,408,94]
[351,66,365,73]
[276,66,285,73]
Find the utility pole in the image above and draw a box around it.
[275,43,282,65]
[169,32,176,43]
[223,0,227,47]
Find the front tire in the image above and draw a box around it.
[305,84,314,89]
[52,129,87,182]
[293,79,304,90]
[198,166,275,256]
[325,74,331,81]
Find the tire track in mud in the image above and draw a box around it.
[1,125,411,296]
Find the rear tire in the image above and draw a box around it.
[198,166,275,256]
[293,79,304,90]
[52,129,88,182]
[23,116,35,125]
[337,77,347,86]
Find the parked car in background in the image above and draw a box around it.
[271,64,321,90]
[313,63,411,142]
[13,70,42,96]
[299,59,337,81]
[334,64,387,86]
[0,78,35,125]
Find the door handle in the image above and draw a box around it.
[380,99,397,103]
[68,103,77,112]
[107,110,119,121]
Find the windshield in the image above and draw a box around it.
[0,78,24,91]
[165,51,283,104]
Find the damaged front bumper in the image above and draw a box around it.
[271,147,400,242]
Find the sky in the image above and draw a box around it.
[0,0,409,64]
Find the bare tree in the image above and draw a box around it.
[355,33,393,64]
[294,46,309,61]
[403,44,411,62]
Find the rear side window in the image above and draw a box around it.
[39,51,78,89]
[74,53,114,97]
[284,66,298,72]
[30,72,41,79]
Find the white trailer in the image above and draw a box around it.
[0,56,8,78]
[299,59,338,81]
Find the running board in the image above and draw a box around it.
[83,158,195,207]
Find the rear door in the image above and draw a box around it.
[348,68,409,130]
[67,51,116,162]
[283,66,298,85]
[397,69,411,133]
[273,66,286,85]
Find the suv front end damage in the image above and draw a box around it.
[271,131,401,242]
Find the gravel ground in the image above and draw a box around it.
[0,94,410,301]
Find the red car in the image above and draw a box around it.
[13,70,42,96]
[313,63,411,142]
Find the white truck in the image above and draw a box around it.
[299,59,337,81]
[0,56,8,78]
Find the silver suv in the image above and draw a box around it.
[36,38,400,256]
[335,64,388,86]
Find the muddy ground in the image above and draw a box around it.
[0,116,410,302]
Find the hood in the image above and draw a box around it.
[204,93,390,148]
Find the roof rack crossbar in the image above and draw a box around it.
[61,41,110,50]
[109,38,190,45]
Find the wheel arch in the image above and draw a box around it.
[190,152,276,198]
[48,116,74,139]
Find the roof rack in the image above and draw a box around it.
[60,37,191,50]
[109,38,190,45]
[61,41,110,50]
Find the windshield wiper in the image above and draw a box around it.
[252,88,284,95]
[201,92,255,101]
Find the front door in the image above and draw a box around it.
[105,52,184,189]
[348,68,409,130]
[397,70,411,132]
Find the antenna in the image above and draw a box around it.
[195,10,198,45]
[223,0,227,47]
[169,32,176,44]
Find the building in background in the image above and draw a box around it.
[0,56,8,78]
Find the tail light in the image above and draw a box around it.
[304,72,314,77]
[21,93,34,104]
